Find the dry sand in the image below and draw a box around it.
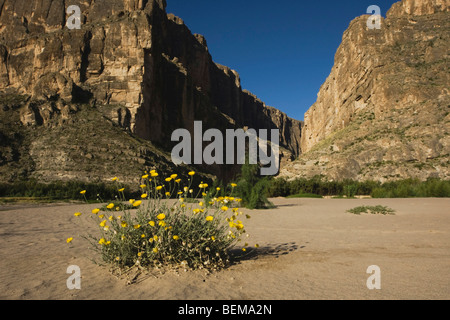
[0,197,449,300]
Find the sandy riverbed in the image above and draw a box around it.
[0,197,449,300]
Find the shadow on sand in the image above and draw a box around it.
[229,242,301,264]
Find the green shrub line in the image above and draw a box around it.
[268,176,450,199]
[1,176,449,203]
[0,180,140,202]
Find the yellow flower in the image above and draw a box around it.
[106,203,114,210]
[165,177,172,182]
[255,244,260,248]
[142,174,149,179]
[157,213,166,220]
[159,221,166,227]
[99,214,105,219]
[216,187,221,191]
[92,208,100,215]
[133,200,142,207]
[173,235,180,240]
[242,248,247,252]
[231,183,237,188]
[175,179,181,184]
[153,248,159,253]
[121,221,128,228]
[74,212,82,217]
[134,224,141,230]
[66,237,74,244]
[151,172,159,177]
[80,190,86,195]
[165,192,171,197]
[129,199,135,204]
[141,234,146,238]
[140,184,147,189]
[211,236,216,241]
[206,216,214,222]
[193,208,201,214]
[149,221,155,227]
[99,220,107,227]
[118,188,125,192]
[184,187,189,192]
[112,177,118,181]
[170,174,178,179]
[221,206,229,212]
[153,235,158,241]
[141,194,148,199]
[188,171,195,176]
[98,238,106,245]
[199,202,204,207]
[156,186,163,191]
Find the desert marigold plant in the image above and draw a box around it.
[68,170,256,272]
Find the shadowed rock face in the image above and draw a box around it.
[0,0,302,183]
[281,0,449,182]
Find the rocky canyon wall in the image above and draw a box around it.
[0,0,302,183]
[283,0,449,182]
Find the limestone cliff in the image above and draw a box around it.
[282,0,449,182]
[0,0,302,184]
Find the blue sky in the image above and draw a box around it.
[166,0,398,121]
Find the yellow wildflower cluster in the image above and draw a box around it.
[66,170,257,271]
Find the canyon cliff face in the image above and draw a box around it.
[282,0,449,182]
[0,0,302,184]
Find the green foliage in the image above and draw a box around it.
[347,205,396,215]
[343,184,358,198]
[370,178,450,198]
[235,162,274,209]
[267,176,450,199]
[0,180,140,202]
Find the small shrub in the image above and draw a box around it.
[235,161,274,209]
[67,171,256,273]
[347,205,395,215]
